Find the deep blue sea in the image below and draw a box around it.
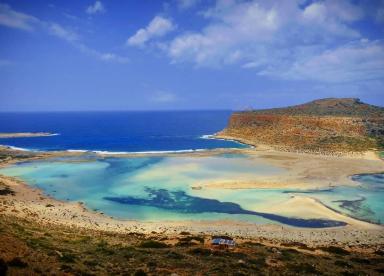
[0,111,246,152]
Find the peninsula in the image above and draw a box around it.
[216,98,384,154]
[0,132,57,138]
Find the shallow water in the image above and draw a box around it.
[0,154,382,227]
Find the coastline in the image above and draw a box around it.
[1,145,384,248]
[213,132,383,159]
[1,173,384,247]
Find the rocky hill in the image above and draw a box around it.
[217,98,384,153]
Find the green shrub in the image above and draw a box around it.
[320,246,350,255]
[60,253,76,263]
[138,240,168,249]
[350,257,370,264]
[334,260,352,268]
[0,258,7,275]
[7,257,28,268]
[134,269,147,276]
[166,251,184,260]
[287,263,319,274]
[188,247,211,256]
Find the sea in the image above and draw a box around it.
[0,111,246,153]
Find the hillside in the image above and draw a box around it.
[246,98,384,117]
[217,98,384,153]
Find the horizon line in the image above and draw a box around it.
[0,109,238,113]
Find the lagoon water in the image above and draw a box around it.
[1,154,383,227]
[0,111,383,227]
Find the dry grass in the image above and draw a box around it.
[0,215,383,275]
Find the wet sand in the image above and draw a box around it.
[196,147,384,190]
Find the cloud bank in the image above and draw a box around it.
[127,16,176,47]
[162,0,383,84]
[0,3,126,63]
[86,1,105,15]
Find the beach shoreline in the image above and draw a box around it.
[1,145,384,248]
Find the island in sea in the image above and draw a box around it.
[0,132,58,138]
[0,98,383,275]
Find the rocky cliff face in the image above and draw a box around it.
[218,98,384,153]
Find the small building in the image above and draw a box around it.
[211,236,236,248]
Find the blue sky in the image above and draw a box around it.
[0,0,383,111]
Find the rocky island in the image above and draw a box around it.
[0,132,57,138]
[217,98,384,154]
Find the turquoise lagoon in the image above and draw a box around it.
[0,153,383,227]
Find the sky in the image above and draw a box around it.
[0,0,383,111]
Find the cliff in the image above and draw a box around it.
[218,98,384,153]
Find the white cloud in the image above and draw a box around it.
[48,24,129,63]
[150,91,178,103]
[0,3,39,31]
[49,23,79,42]
[301,1,361,38]
[167,1,285,66]
[166,0,365,67]
[264,40,384,83]
[0,4,127,64]
[0,59,12,67]
[96,52,129,63]
[377,7,384,23]
[127,16,176,47]
[177,0,200,10]
[159,0,384,84]
[86,1,105,15]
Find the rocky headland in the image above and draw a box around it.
[216,98,384,154]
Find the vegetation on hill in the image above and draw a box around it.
[0,215,383,275]
[242,98,384,117]
[219,98,384,153]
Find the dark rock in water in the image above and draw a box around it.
[104,188,347,228]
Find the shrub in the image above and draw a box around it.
[166,251,184,260]
[138,240,168,249]
[334,260,352,268]
[134,269,147,276]
[0,186,15,196]
[188,248,212,256]
[178,235,204,244]
[287,263,319,274]
[60,253,76,263]
[7,257,28,268]
[320,246,350,255]
[350,257,370,264]
[0,258,8,274]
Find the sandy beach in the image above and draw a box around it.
[196,146,384,190]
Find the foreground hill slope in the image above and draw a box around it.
[218,98,384,153]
